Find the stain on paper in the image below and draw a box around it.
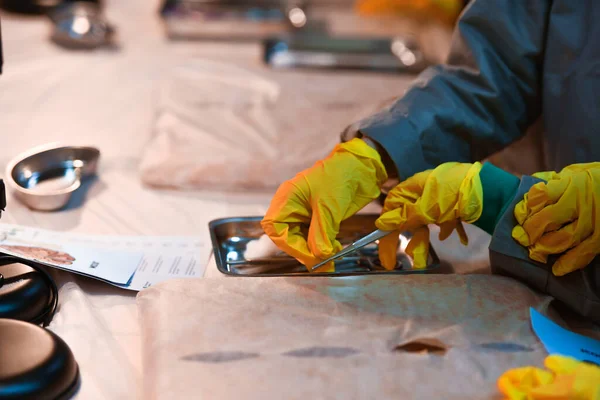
[394,338,448,356]
[478,342,533,353]
[182,351,260,363]
[283,347,360,358]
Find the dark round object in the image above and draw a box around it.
[0,259,52,324]
[0,319,80,399]
[0,0,60,14]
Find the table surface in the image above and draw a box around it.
[0,3,493,399]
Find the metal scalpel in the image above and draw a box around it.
[310,229,393,271]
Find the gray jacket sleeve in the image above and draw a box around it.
[489,176,600,323]
[351,0,551,180]
[489,176,545,281]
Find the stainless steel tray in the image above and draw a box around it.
[263,35,427,73]
[160,0,304,40]
[210,214,440,276]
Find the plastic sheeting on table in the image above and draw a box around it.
[139,58,416,191]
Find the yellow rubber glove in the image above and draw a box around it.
[498,355,600,400]
[261,139,388,272]
[512,162,600,276]
[375,162,483,270]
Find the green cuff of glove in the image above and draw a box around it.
[474,162,520,235]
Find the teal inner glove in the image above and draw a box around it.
[473,162,521,235]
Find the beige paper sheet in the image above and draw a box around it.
[138,275,553,399]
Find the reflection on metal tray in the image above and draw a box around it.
[160,0,308,40]
[209,214,440,276]
[263,34,427,73]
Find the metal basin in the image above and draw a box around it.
[6,144,100,211]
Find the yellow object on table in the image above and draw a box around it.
[261,139,388,272]
[498,355,600,400]
[512,162,600,276]
[375,162,483,270]
[355,0,464,25]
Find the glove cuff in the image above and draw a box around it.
[457,162,484,223]
[474,162,520,235]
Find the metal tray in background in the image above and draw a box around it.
[263,35,427,74]
[210,214,440,276]
[160,0,305,41]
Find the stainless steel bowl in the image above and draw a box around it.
[49,2,115,49]
[5,144,100,211]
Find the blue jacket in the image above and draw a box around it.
[353,0,600,178]
[348,0,600,321]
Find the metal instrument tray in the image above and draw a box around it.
[263,35,427,73]
[210,214,440,276]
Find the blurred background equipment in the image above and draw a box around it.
[160,0,311,40]
[48,1,115,49]
[160,0,466,41]
[159,0,465,73]
[0,0,62,15]
[0,0,114,49]
[0,0,101,15]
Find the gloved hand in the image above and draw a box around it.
[512,162,600,276]
[375,162,484,270]
[261,138,388,272]
[497,355,600,400]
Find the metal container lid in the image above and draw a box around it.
[0,319,80,400]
